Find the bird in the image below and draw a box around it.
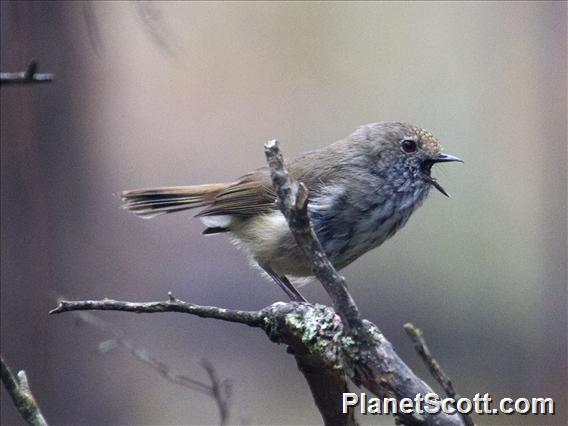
[121,122,462,302]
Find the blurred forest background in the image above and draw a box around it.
[1,1,566,425]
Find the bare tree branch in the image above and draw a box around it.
[133,3,182,60]
[0,62,54,85]
[1,356,48,426]
[50,292,263,327]
[81,3,104,56]
[404,323,475,426]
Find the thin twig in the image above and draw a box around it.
[133,3,181,59]
[50,293,263,327]
[0,62,54,85]
[404,323,475,426]
[1,356,48,426]
[81,3,104,56]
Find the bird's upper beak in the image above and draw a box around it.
[433,153,463,164]
[421,153,463,197]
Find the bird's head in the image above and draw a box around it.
[361,122,463,197]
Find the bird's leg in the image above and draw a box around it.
[261,265,308,303]
[278,274,308,303]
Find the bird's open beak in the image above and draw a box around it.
[422,153,463,197]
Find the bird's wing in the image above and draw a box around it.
[196,168,277,217]
[196,147,340,218]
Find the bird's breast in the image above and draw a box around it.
[309,184,431,269]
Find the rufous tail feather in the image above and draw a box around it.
[120,184,228,219]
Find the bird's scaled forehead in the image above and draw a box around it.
[411,127,441,156]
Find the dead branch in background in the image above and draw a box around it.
[133,2,182,60]
[0,62,54,85]
[51,141,469,426]
[70,309,232,425]
[0,356,48,426]
[201,359,232,426]
[81,3,104,57]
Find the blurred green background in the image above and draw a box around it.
[1,1,566,425]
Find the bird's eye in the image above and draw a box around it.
[401,139,417,153]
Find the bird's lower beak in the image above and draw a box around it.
[422,153,463,197]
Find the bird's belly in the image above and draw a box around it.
[228,212,314,277]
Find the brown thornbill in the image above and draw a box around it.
[121,122,462,301]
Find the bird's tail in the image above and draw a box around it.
[120,183,229,219]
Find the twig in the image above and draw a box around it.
[0,62,54,85]
[50,292,263,327]
[404,323,475,426]
[133,3,181,59]
[81,3,104,56]
[1,356,48,426]
[403,323,457,397]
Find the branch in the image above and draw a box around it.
[50,295,465,425]
[0,62,54,85]
[404,323,475,426]
[133,3,182,60]
[50,292,263,327]
[1,356,48,426]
